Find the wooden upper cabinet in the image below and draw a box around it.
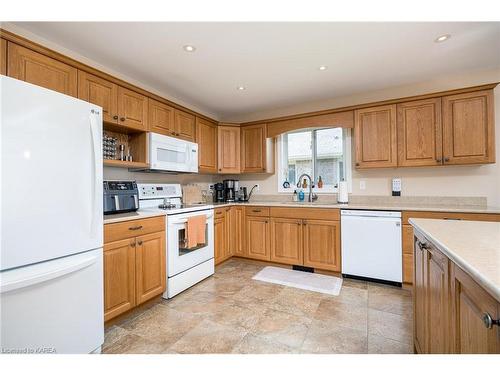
[103,238,136,322]
[135,231,166,305]
[218,125,241,174]
[270,217,303,265]
[117,86,148,131]
[7,43,77,97]
[442,90,495,165]
[148,98,175,136]
[397,98,443,167]
[78,71,118,123]
[1,38,6,75]
[451,264,500,354]
[196,117,218,173]
[174,110,196,142]
[354,104,397,168]
[302,219,341,272]
[241,123,268,173]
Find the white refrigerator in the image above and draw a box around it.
[0,76,104,354]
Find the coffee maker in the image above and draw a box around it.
[213,182,225,203]
[223,179,238,202]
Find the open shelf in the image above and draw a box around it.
[103,159,149,169]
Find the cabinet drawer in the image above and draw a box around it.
[270,207,340,221]
[104,216,165,243]
[214,207,230,218]
[402,211,500,225]
[245,206,270,217]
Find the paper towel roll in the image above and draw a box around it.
[337,181,349,204]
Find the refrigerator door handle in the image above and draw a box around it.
[89,111,101,236]
[0,256,98,294]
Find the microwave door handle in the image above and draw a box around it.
[133,195,138,209]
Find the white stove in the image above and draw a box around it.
[137,183,214,298]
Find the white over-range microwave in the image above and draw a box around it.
[134,132,199,173]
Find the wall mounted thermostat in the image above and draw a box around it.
[392,178,402,197]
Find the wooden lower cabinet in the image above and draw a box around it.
[230,206,245,257]
[214,215,226,265]
[246,215,271,261]
[413,229,500,354]
[270,217,303,265]
[303,219,341,272]
[1,38,6,75]
[103,217,166,322]
[135,232,166,305]
[450,264,500,353]
[103,238,136,322]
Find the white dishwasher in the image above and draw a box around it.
[341,210,402,284]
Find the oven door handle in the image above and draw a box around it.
[170,214,214,225]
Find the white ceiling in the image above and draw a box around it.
[13,22,500,121]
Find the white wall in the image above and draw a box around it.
[235,68,500,206]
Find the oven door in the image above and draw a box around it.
[149,132,198,173]
[167,210,214,277]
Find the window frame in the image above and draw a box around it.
[276,127,352,194]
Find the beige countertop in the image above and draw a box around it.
[409,218,500,302]
[104,200,500,225]
[103,209,166,224]
[212,201,500,214]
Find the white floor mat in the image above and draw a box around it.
[252,266,343,296]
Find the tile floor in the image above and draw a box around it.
[103,258,413,354]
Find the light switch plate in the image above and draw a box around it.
[392,178,401,196]
[359,180,366,190]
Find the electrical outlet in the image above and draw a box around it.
[392,178,401,196]
[359,180,366,190]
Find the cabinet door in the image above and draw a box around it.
[241,124,267,172]
[413,236,426,353]
[354,104,397,168]
[135,231,166,305]
[442,90,495,165]
[425,244,450,353]
[148,98,175,136]
[451,264,500,354]
[196,117,218,173]
[270,217,303,265]
[78,71,118,123]
[103,238,136,322]
[214,216,226,265]
[174,110,196,142]
[218,126,241,173]
[117,86,148,130]
[397,98,442,167]
[231,206,245,257]
[8,43,77,97]
[246,215,270,261]
[402,225,414,284]
[1,38,6,75]
[303,219,341,271]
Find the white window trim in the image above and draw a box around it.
[276,128,352,194]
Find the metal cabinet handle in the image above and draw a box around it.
[130,240,136,247]
[113,115,119,120]
[444,157,450,162]
[129,225,143,231]
[355,163,360,167]
[482,313,500,329]
[137,240,143,246]
[252,209,262,212]
[417,241,429,251]
[120,117,125,122]
[436,158,442,163]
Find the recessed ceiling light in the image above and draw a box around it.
[434,34,451,43]
[237,86,246,91]
[183,45,196,52]
[319,65,328,71]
